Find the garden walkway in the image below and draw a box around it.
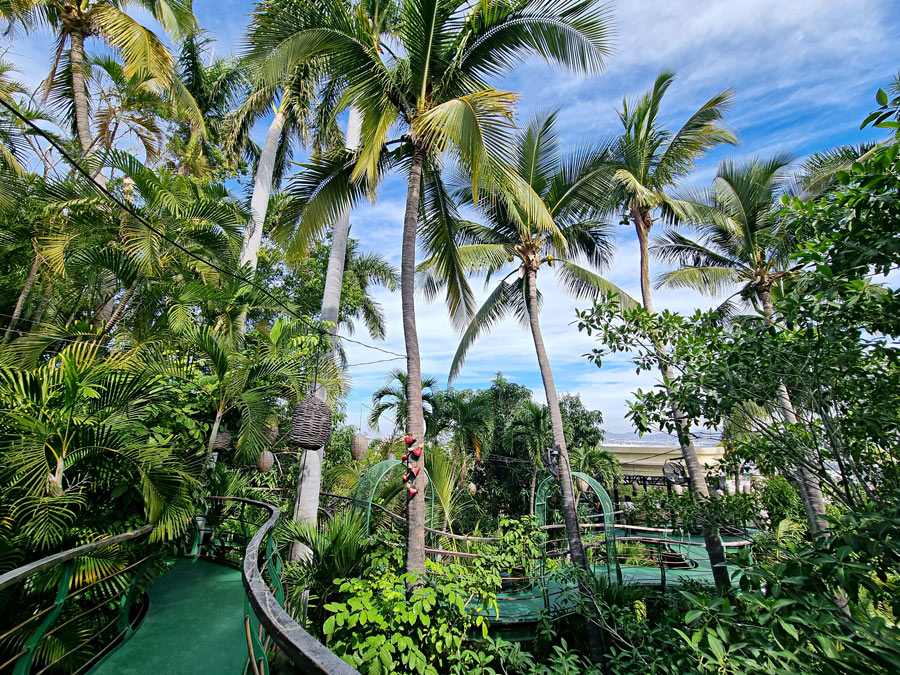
[89,558,246,675]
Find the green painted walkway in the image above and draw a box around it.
[90,558,247,675]
[489,533,750,625]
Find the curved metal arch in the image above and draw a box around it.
[534,472,619,578]
[352,459,434,536]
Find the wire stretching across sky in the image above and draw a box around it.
[0,98,405,362]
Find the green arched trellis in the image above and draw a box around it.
[534,472,620,580]
[352,459,435,538]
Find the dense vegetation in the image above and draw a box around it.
[0,0,898,673]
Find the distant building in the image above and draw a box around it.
[604,445,726,477]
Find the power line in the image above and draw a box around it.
[0,98,405,362]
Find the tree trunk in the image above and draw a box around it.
[759,289,829,535]
[97,283,135,340]
[3,249,40,343]
[240,109,286,270]
[402,144,427,577]
[529,468,538,516]
[69,31,94,157]
[319,105,362,346]
[524,268,587,567]
[289,107,362,562]
[634,209,730,589]
[290,447,323,561]
[203,405,224,480]
[525,267,606,664]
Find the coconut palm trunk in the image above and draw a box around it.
[3,249,39,343]
[288,108,362,562]
[759,289,828,535]
[240,108,286,269]
[402,144,428,576]
[524,268,588,568]
[633,208,730,589]
[69,31,94,156]
[319,105,362,342]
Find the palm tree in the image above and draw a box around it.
[600,71,736,588]
[247,0,613,576]
[504,400,553,515]
[437,110,631,575]
[569,444,621,489]
[433,389,493,481]
[169,32,247,177]
[653,154,828,534]
[0,0,196,159]
[369,368,437,435]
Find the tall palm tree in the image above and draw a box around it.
[653,154,828,534]
[504,400,553,515]
[248,0,613,576]
[436,110,631,575]
[0,0,196,158]
[601,71,736,588]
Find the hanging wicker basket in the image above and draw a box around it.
[289,396,333,449]
[468,482,477,496]
[212,426,231,450]
[576,477,589,492]
[350,434,368,461]
[256,450,274,473]
[263,422,279,446]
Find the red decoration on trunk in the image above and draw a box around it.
[401,454,408,462]
[408,487,418,499]
[404,435,416,446]
[409,446,423,460]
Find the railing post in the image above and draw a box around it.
[117,556,154,637]
[13,561,74,675]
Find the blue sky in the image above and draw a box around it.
[6,1,899,434]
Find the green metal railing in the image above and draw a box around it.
[0,526,156,675]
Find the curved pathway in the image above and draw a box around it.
[90,558,246,675]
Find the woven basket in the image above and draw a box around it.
[576,477,589,493]
[256,450,274,473]
[212,426,231,450]
[263,422,279,446]
[289,396,333,449]
[350,434,368,461]
[467,482,477,496]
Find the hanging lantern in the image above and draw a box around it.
[289,396,333,449]
[263,422,279,446]
[350,434,369,461]
[630,481,639,494]
[256,450,274,473]
[468,482,477,496]
[212,426,231,450]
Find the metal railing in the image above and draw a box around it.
[0,497,359,675]
[0,525,157,675]
[206,496,359,675]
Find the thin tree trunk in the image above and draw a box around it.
[240,109,286,270]
[634,210,730,589]
[69,31,107,187]
[524,268,587,568]
[529,468,538,516]
[319,105,362,343]
[97,283,135,340]
[32,283,51,326]
[69,31,93,156]
[202,405,225,481]
[759,290,828,535]
[402,144,427,577]
[525,267,606,664]
[289,107,362,562]
[3,249,40,343]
